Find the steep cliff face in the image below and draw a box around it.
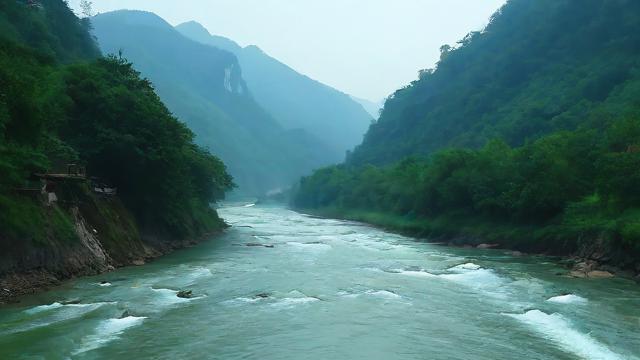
[92,11,335,196]
[176,21,373,160]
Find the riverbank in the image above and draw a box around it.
[4,204,638,359]
[0,188,227,305]
[0,230,222,305]
[297,207,640,281]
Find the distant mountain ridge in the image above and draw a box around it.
[92,10,334,195]
[351,96,384,119]
[175,21,373,158]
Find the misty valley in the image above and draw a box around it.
[1,1,639,359]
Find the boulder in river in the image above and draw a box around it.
[477,243,500,249]
[177,290,194,299]
[569,271,588,278]
[587,270,614,279]
[132,259,145,266]
[568,269,615,279]
[61,298,82,305]
[573,260,597,273]
[254,293,271,299]
[246,243,274,248]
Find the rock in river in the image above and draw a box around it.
[477,243,500,249]
[177,290,194,299]
[587,270,614,279]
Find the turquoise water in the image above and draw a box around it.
[1,204,639,359]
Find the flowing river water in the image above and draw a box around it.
[1,204,639,359]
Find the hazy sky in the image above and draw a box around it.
[69,0,506,100]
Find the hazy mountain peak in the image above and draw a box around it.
[93,10,173,30]
[243,45,264,53]
[175,21,241,53]
[177,23,372,155]
[176,20,211,37]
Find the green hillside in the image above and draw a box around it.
[349,0,640,165]
[0,0,232,280]
[293,0,640,269]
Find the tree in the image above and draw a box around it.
[79,0,93,18]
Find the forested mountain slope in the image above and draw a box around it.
[294,0,640,273]
[0,0,232,301]
[176,21,372,159]
[0,0,99,62]
[349,0,640,165]
[93,11,334,195]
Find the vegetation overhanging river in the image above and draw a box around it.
[1,204,639,359]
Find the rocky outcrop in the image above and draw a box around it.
[477,243,500,249]
[71,207,111,272]
[177,290,193,299]
[0,188,222,304]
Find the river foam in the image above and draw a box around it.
[505,310,629,360]
[449,262,482,271]
[24,302,64,314]
[7,302,116,335]
[396,269,438,278]
[73,316,147,355]
[270,296,320,309]
[24,301,114,315]
[286,241,332,251]
[338,289,403,300]
[438,268,504,288]
[546,294,587,304]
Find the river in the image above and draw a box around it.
[1,204,639,359]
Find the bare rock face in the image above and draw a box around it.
[573,260,598,273]
[569,271,588,278]
[568,260,615,279]
[477,243,500,249]
[587,270,614,279]
[132,259,145,266]
[72,208,111,271]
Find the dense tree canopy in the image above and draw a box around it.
[294,0,640,263]
[0,0,233,240]
[349,0,640,165]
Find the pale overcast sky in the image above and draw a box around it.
[69,0,506,100]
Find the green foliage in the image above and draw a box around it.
[59,55,234,236]
[349,0,640,165]
[0,1,233,243]
[294,0,640,265]
[0,0,100,62]
[0,195,47,244]
[294,117,640,256]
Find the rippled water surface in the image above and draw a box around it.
[1,205,639,359]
